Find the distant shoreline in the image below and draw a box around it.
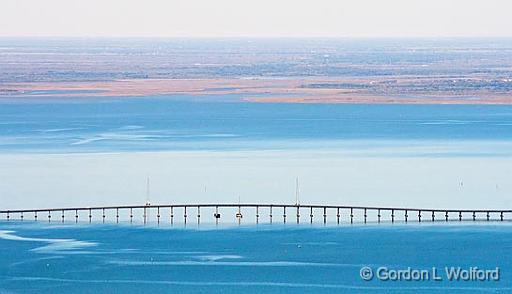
[2,78,512,105]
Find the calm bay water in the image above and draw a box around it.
[1,95,512,292]
[1,94,512,153]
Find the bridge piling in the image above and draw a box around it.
[2,204,511,225]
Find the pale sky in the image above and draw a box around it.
[1,0,511,38]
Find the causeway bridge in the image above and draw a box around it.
[1,204,511,225]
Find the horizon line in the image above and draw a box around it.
[2,35,512,40]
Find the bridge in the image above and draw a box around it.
[1,204,511,225]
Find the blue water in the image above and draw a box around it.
[0,222,510,293]
[2,95,512,292]
[1,94,512,153]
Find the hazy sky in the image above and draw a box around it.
[1,0,511,38]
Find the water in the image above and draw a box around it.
[2,95,512,292]
[1,95,512,153]
[1,96,512,209]
[0,222,510,293]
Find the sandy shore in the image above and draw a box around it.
[2,77,512,104]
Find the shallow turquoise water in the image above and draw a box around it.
[0,222,511,293]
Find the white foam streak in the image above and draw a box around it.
[0,230,96,254]
[108,259,360,267]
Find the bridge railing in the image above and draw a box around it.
[1,204,511,224]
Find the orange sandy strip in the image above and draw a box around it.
[244,94,512,105]
[1,78,512,105]
[0,79,306,97]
